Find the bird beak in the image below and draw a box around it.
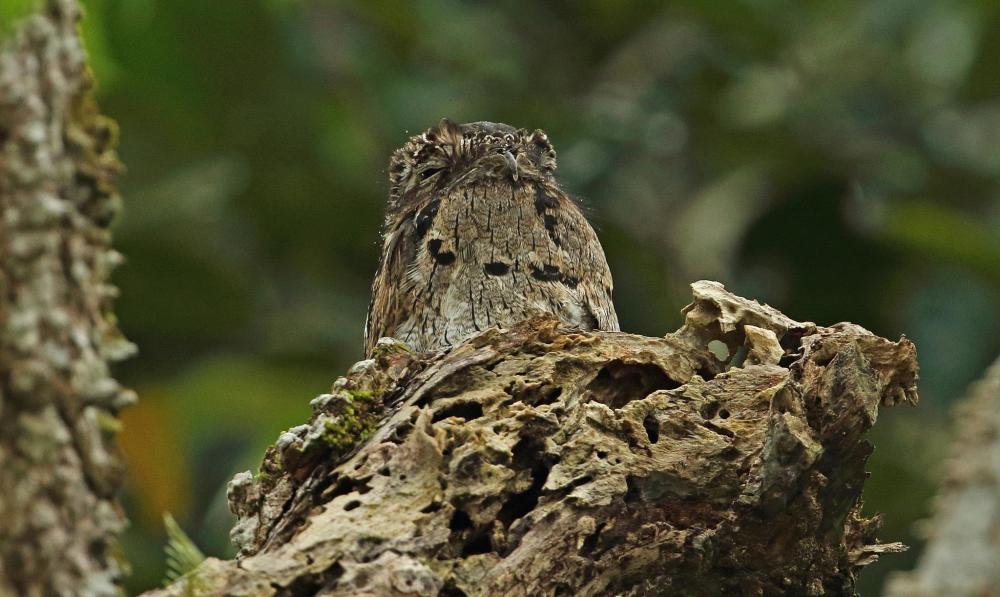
[504,150,519,181]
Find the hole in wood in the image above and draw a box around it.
[579,522,606,557]
[586,360,681,409]
[643,414,660,444]
[708,340,730,361]
[461,533,492,556]
[432,401,485,423]
[449,510,474,531]
[625,475,641,502]
[515,384,563,407]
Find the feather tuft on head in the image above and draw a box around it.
[386,119,558,210]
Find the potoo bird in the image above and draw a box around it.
[364,119,619,356]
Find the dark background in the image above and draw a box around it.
[71,0,1000,593]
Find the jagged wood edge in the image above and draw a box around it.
[146,281,918,596]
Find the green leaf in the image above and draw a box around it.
[162,512,205,585]
[883,200,1000,288]
[0,0,38,38]
[78,0,121,88]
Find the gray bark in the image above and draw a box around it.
[148,281,917,597]
[884,355,1000,597]
[0,1,135,595]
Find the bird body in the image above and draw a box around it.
[365,119,618,356]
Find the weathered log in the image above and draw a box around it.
[146,281,916,596]
[0,1,135,595]
[884,355,1000,597]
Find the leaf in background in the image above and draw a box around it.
[883,199,1000,288]
[162,512,205,584]
[159,355,325,448]
[119,392,192,530]
[0,0,37,37]
[78,0,121,88]
[117,155,250,232]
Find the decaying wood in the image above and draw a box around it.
[0,1,135,595]
[146,281,917,596]
[884,355,1000,597]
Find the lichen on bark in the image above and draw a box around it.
[0,0,134,594]
[148,281,917,597]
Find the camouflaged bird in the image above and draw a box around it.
[364,119,619,357]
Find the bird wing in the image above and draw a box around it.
[532,182,620,332]
[364,216,419,356]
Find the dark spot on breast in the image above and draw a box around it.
[484,262,510,275]
[427,239,456,265]
[530,263,563,282]
[414,198,440,239]
[542,213,561,246]
[534,186,558,215]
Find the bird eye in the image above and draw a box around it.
[420,167,442,180]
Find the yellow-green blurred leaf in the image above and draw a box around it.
[0,0,38,37]
[883,200,1000,288]
[162,513,205,584]
[120,393,193,530]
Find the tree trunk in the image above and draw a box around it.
[0,1,135,595]
[148,281,917,597]
[884,355,1000,597]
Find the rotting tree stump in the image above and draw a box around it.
[147,281,917,597]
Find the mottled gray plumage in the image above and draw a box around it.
[365,119,619,356]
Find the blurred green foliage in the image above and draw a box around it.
[0,0,38,35]
[74,0,1000,593]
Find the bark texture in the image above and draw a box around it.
[0,1,135,595]
[148,281,917,597]
[884,355,1000,597]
